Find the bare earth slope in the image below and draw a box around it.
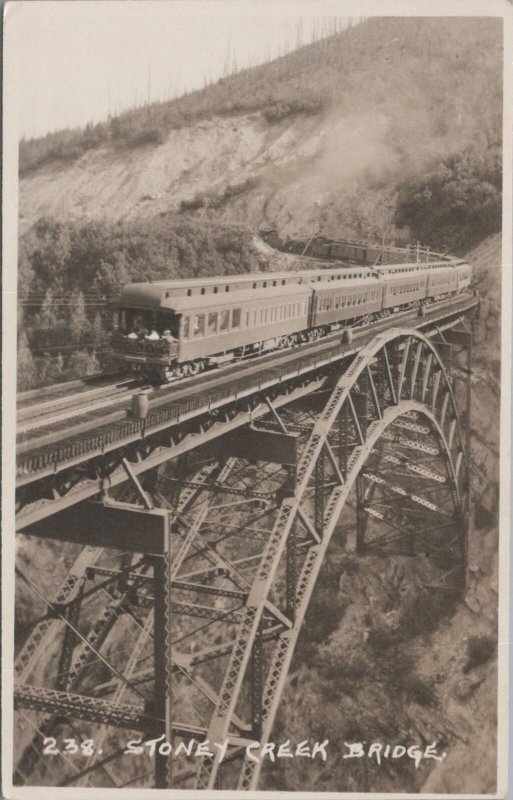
[19,17,502,242]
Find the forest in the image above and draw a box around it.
[17,218,272,389]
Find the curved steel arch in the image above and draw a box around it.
[193,327,468,790]
[236,402,463,790]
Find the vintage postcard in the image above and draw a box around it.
[2,1,512,798]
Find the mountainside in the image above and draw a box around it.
[19,16,502,249]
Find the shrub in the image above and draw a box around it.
[263,96,325,123]
[464,635,496,673]
[126,127,166,148]
[395,145,502,254]
[180,194,207,212]
[398,673,436,706]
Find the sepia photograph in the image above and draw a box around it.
[2,1,511,797]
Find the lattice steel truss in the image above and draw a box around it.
[13,326,473,790]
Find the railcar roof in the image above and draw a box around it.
[148,271,299,288]
[119,266,376,304]
[132,264,375,289]
[313,276,382,292]
[120,282,311,311]
[375,262,457,274]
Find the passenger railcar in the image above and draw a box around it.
[112,256,473,382]
[310,273,383,329]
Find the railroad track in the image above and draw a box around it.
[17,378,147,432]
[17,373,127,409]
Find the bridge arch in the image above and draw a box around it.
[13,327,471,791]
[191,327,469,790]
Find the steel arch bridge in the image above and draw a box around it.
[13,325,473,790]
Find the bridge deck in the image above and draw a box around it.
[16,293,477,490]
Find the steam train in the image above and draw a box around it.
[112,254,472,383]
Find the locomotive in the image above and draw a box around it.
[112,255,472,383]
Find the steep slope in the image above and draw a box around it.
[19,17,502,244]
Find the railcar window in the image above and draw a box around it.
[220,310,229,332]
[214,287,218,294]
[187,289,192,297]
[201,288,206,295]
[194,314,205,337]
[208,312,218,335]
[182,317,189,339]
[245,311,250,326]
[253,282,257,289]
[273,281,277,287]
[225,286,230,292]
[232,308,241,328]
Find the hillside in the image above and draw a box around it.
[19,16,502,248]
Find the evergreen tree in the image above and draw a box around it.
[68,290,89,346]
[67,350,100,378]
[90,312,105,348]
[37,289,55,330]
[17,330,36,390]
